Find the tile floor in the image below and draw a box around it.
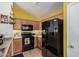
[23,48,42,57]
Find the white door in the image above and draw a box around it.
[67,2,79,57]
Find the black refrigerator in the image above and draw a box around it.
[42,18,63,57]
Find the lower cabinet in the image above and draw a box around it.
[37,37,42,49]
[6,43,12,57]
[13,39,22,56]
[34,36,37,48]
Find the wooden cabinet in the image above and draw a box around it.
[13,19,41,30]
[13,39,22,55]
[6,43,12,57]
[34,35,42,49]
[37,37,42,49]
[34,36,37,48]
[13,20,22,30]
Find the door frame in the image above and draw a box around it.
[64,2,79,57]
[64,2,70,57]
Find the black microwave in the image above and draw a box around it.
[21,25,33,31]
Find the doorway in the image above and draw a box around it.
[67,2,79,57]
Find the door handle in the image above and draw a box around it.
[69,45,74,48]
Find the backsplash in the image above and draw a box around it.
[13,30,42,37]
[13,30,21,37]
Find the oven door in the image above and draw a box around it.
[22,35,34,52]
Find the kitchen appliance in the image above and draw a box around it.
[21,25,33,31]
[21,25,34,51]
[0,34,3,45]
[42,18,63,57]
[21,32,34,52]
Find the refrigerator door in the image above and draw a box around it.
[42,19,63,57]
[46,21,58,56]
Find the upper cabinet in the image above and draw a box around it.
[13,19,22,30]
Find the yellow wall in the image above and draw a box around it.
[42,9,63,20]
[13,3,41,21]
[13,3,63,22]
[64,2,71,57]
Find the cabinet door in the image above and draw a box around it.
[6,44,12,57]
[37,37,42,49]
[13,20,21,30]
[34,37,37,48]
[13,39,22,55]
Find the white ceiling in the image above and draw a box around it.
[15,2,63,18]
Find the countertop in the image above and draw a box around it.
[0,34,42,57]
[13,34,42,39]
[13,37,22,39]
[0,38,13,57]
[33,35,42,38]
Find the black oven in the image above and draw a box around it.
[22,32,34,52]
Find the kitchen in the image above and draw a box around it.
[0,2,63,57]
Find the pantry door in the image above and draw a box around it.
[67,3,79,57]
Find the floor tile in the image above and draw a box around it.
[23,48,42,57]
